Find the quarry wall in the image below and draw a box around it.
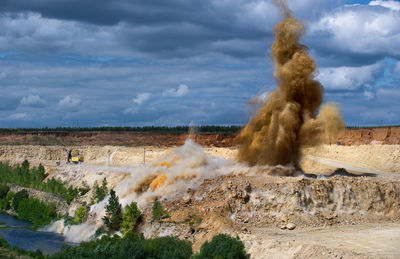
[0,127,399,147]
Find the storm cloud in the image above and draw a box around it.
[0,0,399,127]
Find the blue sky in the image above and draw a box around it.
[0,0,399,127]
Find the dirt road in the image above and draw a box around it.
[242,223,400,258]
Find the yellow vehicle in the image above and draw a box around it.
[71,155,84,164]
[63,148,84,164]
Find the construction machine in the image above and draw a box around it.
[63,148,84,164]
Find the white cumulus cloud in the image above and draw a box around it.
[8,112,27,120]
[309,4,400,56]
[20,94,46,107]
[369,0,400,11]
[317,62,384,90]
[133,92,151,105]
[162,84,189,97]
[58,95,81,109]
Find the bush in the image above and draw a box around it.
[91,178,107,204]
[102,189,122,231]
[135,236,192,259]
[0,199,9,210]
[73,206,87,224]
[65,186,79,205]
[63,213,74,226]
[0,184,9,199]
[121,201,141,235]
[12,189,28,211]
[193,234,248,259]
[152,198,169,220]
[50,234,192,259]
[78,181,90,196]
[5,191,14,209]
[17,197,56,227]
[21,159,29,172]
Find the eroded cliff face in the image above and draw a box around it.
[139,174,400,255]
[0,132,235,147]
[338,127,400,145]
[0,127,398,148]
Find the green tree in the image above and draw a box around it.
[152,198,169,220]
[121,202,141,235]
[12,189,28,211]
[4,191,14,209]
[91,178,107,204]
[50,234,192,259]
[21,160,29,172]
[193,234,249,259]
[0,184,9,198]
[102,189,122,231]
[17,197,56,227]
[73,206,87,224]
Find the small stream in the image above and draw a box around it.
[0,213,74,254]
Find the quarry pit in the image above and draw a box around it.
[0,128,399,259]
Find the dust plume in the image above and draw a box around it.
[236,1,344,169]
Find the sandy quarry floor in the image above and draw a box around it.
[241,223,400,259]
[0,143,399,258]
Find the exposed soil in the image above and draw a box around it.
[0,132,235,147]
[0,126,399,147]
[338,126,400,145]
[0,131,399,258]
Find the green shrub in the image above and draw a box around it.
[63,213,74,226]
[21,159,29,172]
[12,189,28,211]
[78,181,90,196]
[91,178,107,204]
[193,234,248,259]
[65,186,79,205]
[135,236,192,259]
[5,191,14,208]
[0,184,9,198]
[50,234,192,259]
[152,198,169,220]
[121,201,141,235]
[73,206,87,224]
[17,197,56,227]
[102,189,122,231]
[0,199,9,210]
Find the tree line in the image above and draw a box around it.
[0,126,243,134]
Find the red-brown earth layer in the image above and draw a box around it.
[0,127,398,147]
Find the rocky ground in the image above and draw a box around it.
[0,132,399,258]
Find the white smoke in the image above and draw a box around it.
[47,139,296,242]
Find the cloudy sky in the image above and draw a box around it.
[0,0,399,128]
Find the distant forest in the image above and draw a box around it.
[0,126,243,134]
[0,125,398,134]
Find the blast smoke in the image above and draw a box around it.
[236,1,344,169]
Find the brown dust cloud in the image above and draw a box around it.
[236,0,345,169]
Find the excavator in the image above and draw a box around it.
[63,148,84,164]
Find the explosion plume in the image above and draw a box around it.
[236,1,344,169]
